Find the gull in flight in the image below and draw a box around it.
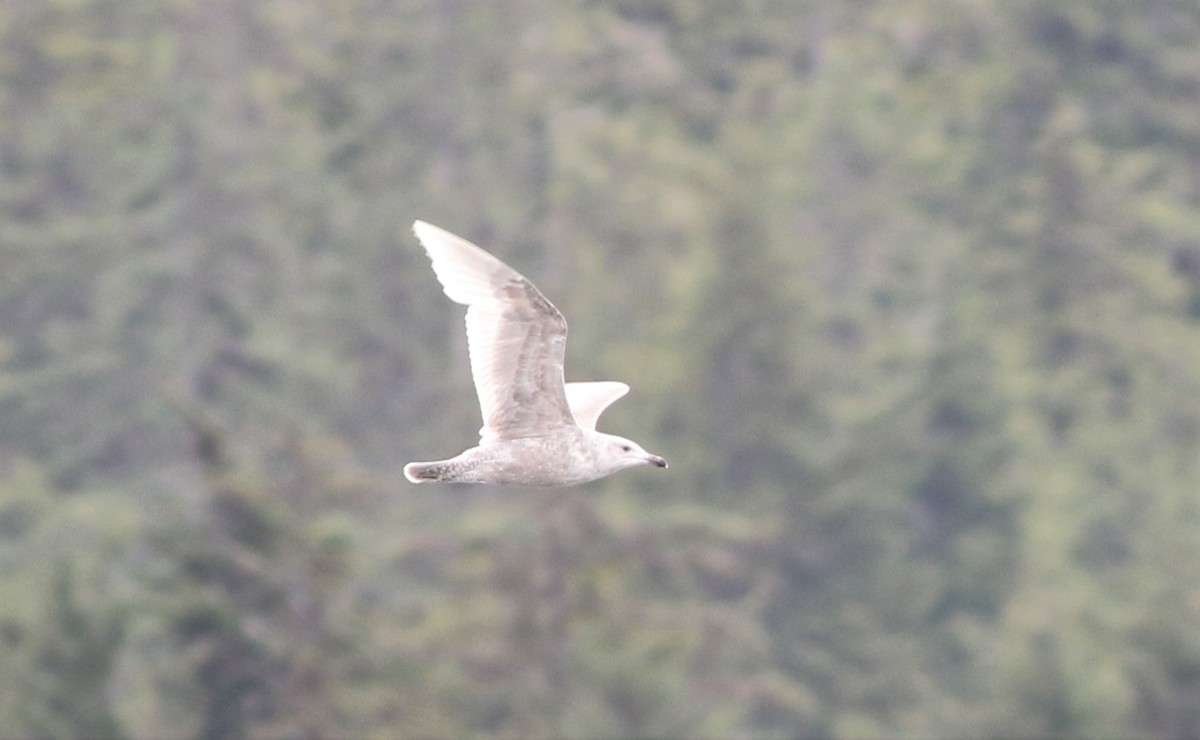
[404,221,668,486]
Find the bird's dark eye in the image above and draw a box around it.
[621,445,631,452]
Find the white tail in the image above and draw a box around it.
[403,462,439,483]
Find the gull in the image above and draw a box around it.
[404,221,668,486]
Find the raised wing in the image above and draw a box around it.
[413,221,575,441]
[564,381,629,431]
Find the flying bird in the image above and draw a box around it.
[404,221,667,486]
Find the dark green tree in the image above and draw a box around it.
[6,563,128,740]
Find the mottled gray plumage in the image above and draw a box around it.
[404,221,667,486]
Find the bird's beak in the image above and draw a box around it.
[647,454,668,469]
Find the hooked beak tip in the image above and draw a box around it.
[650,455,668,469]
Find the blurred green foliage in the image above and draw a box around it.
[2,0,1200,737]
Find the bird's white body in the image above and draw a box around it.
[405,429,661,487]
[404,221,667,486]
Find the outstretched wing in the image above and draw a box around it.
[564,381,629,431]
[413,220,575,441]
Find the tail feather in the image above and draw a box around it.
[404,461,443,483]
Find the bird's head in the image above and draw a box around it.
[594,432,668,475]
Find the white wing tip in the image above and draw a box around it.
[413,219,435,239]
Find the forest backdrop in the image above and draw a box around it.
[2,1,1200,738]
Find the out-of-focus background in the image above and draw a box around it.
[2,1,1199,737]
